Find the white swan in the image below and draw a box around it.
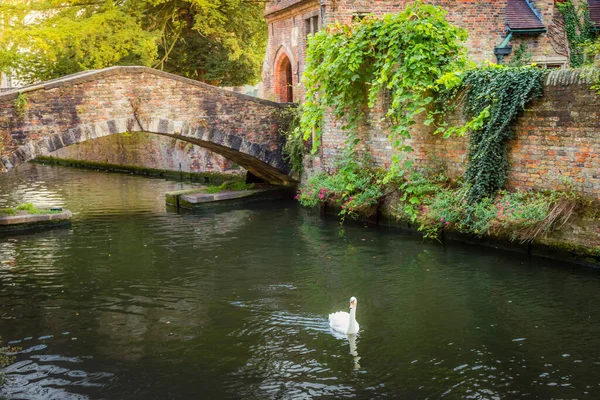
[329,296,360,335]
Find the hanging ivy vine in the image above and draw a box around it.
[301,1,469,158]
[457,66,546,203]
[557,0,595,67]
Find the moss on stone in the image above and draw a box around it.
[1,203,61,216]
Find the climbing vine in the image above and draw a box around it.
[301,1,469,156]
[507,43,533,67]
[14,92,28,118]
[557,0,595,67]
[456,65,545,203]
[278,106,305,174]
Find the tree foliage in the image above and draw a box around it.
[142,0,266,85]
[0,0,266,85]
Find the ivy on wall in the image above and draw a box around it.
[457,66,546,203]
[557,0,595,67]
[300,1,469,157]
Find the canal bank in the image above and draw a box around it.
[312,198,600,268]
[34,156,243,184]
[294,69,600,268]
[45,131,247,179]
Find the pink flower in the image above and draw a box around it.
[440,217,444,222]
[319,193,325,200]
[349,197,354,201]
[445,221,450,226]
[294,194,299,200]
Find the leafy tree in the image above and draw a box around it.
[142,0,266,86]
[0,1,157,83]
[0,0,266,85]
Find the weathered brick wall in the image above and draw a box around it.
[261,0,320,101]
[50,132,245,175]
[0,67,295,184]
[319,70,600,199]
[324,0,568,64]
[261,0,572,101]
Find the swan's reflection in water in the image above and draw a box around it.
[348,334,360,370]
[329,326,362,370]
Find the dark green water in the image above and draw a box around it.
[1,164,600,399]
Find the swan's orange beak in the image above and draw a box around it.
[350,300,355,309]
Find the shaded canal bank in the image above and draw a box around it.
[1,163,600,399]
[34,155,242,185]
[316,201,600,269]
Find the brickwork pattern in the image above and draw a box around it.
[325,0,570,64]
[319,70,600,200]
[261,0,572,101]
[261,0,321,101]
[0,67,296,184]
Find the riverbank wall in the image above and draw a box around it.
[316,70,600,199]
[304,69,600,265]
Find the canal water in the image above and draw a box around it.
[1,163,599,399]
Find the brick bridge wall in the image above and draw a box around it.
[0,66,295,185]
[318,70,600,200]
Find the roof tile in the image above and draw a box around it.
[506,0,545,30]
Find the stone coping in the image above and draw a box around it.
[0,210,72,227]
[0,66,294,108]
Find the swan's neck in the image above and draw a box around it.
[347,307,358,334]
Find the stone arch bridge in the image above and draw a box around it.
[0,66,296,185]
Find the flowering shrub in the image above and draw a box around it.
[297,155,385,219]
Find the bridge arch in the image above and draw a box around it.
[0,67,296,185]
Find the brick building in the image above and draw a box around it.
[261,0,600,102]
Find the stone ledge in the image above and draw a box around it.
[0,211,73,234]
[166,186,295,210]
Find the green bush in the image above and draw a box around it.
[297,154,385,219]
[279,106,305,174]
[205,181,255,194]
[1,203,61,215]
[418,187,582,242]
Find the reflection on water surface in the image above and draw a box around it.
[1,163,600,399]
